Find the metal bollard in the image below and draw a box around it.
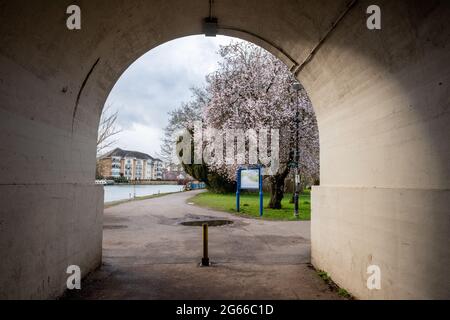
[201,223,210,266]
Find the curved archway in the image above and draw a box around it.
[0,0,448,299]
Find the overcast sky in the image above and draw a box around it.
[104,35,243,158]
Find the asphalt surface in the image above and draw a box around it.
[65,190,341,300]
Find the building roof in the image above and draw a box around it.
[100,148,159,161]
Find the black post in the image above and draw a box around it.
[201,223,210,266]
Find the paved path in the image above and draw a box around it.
[66,191,341,300]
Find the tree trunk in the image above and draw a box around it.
[269,178,284,209]
[268,168,290,209]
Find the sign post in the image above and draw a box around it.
[259,166,263,217]
[236,166,263,217]
[236,168,241,213]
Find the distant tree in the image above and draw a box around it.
[160,88,236,193]
[97,104,121,156]
[95,160,106,179]
[95,105,121,179]
[160,87,205,163]
[175,128,236,193]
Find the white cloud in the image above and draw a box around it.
[115,123,163,158]
[104,35,244,157]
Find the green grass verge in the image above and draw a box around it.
[314,267,354,299]
[189,190,311,221]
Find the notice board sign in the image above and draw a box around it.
[240,169,260,190]
[236,166,263,216]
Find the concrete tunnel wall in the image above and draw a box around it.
[0,0,448,299]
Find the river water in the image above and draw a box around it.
[104,184,184,203]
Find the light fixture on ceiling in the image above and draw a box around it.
[203,0,218,37]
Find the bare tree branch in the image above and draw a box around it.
[97,104,122,156]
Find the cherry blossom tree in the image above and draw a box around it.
[203,42,319,208]
[161,41,319,207]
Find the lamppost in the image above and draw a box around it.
[291,82,302,218]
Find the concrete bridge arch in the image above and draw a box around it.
[0,0,448,299]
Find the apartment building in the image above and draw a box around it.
[98,148,163,180]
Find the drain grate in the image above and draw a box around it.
[180,219,233,227]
